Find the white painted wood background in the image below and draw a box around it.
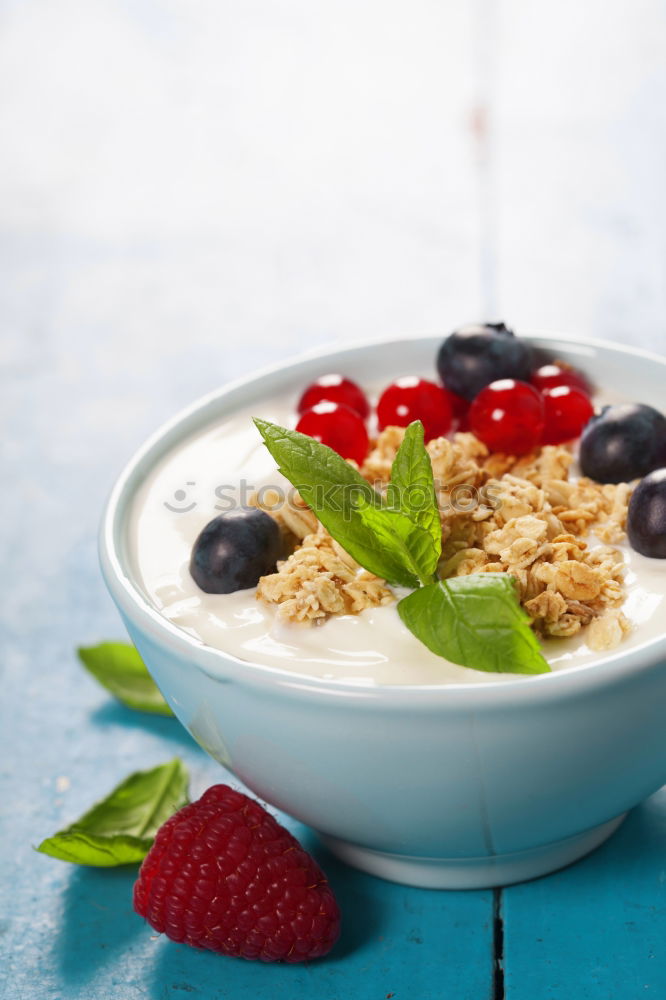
[1,0,666,466]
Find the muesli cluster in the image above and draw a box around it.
[255,428,631,651]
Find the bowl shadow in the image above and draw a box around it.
[90,700,201,752]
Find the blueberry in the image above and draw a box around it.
[578,403,666,484]
[190,508,282,594]
[627,469,666,558]
[436,322,533,401]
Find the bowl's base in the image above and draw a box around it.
[319,813,626,889]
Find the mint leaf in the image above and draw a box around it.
[353,496,440,586]
[398,573,550,675]
[37,759,189,866]
[254,418,431,586]
[78,642,173,716]
[386,421,441,572]
[255,419,547,675]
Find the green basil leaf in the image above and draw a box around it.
[386,420,441,572]
[398,573,550,675]
[37,759,189,866]
[254,418,422,586]
[78,642,173,716]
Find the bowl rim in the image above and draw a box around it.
[99,330,666,707]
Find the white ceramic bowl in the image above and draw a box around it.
[100,334,666,889]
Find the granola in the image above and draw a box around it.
[256,522,393,623]
[255,426,634,651]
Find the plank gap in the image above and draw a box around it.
[492,887,505,1000]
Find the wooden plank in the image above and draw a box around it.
[145,837,495,1000]
[502,788,666,998]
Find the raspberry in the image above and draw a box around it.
[133,784,341,963]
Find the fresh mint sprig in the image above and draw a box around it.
[254,417,550,675]
[254,418,438,587]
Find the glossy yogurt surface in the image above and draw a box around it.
[127,391,666,686]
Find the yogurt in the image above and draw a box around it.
[127,393,666,685]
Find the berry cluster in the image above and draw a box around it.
[295,324,595,462]
[295,373,464,463]
[292,324,666,559]
[437,324,595,453]
[467,376,595,454]
[188,323,666,601]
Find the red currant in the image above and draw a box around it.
[470,379,545,454]
[449,390,471,432]
[296,402,369,465]
[531,362,590,395]
[542,385,594,444]
[376,377,453,441]
[297,374,370,419]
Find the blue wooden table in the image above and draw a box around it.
[2,1,666,996]
[3,324,665,1000]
